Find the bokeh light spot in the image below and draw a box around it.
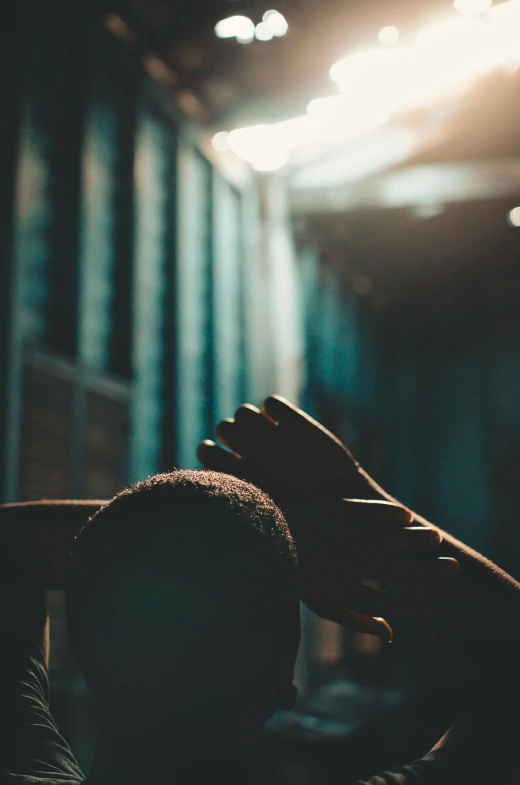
[378,26,400,46]
[212,132,230,152]
[507,206,520,226]
[453,0,493,16]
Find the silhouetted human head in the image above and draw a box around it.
[67,470,300,753]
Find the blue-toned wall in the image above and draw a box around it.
[0,0,306,769]
[298,243,520,575]
[0,0,304,504]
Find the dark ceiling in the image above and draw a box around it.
[106,0,455,127]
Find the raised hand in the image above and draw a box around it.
[197,396,384,501]
[197,397,459,640]
[280,497,459,640]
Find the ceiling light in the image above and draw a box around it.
[215,15,255,43]
[255,22,274,41]
[507,206,520,226]
[212,132,230,152]
[453,0,492,16]
[222,0,520,172]
[378,26,400,46]
[263,10,289,37]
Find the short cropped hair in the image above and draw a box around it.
[66,470,299,705]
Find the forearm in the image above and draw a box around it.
[354,464,520,643]
[410,512,520,645]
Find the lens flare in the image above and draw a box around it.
[214,15,255,43]
[507,207,520,227]
[454,0,492,16]
[378,26,400,46]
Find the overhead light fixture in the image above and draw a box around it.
[255,22,274,41]
[378,26,400,46]
[507,206,520,226]
[221,0,520,172]
[453,0,492,16]
[263,10,289,37]
[212,132,230,152]
[214,15,255,43]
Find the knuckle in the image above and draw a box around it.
[216,418,234,433]
[235,404,258,420]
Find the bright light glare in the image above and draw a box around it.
[507,206,520,226]
[214,15,255,43]
[253,151,289,172]
[227,123,290,171]
[255,22,274,41]
[454,0,492,16]
[224,0,520,171]
[331,12,520,118]
[306,95,345,118]
[488,0,520,20]
[226,98,388,171]
[378,25,400,46]
[330,49,393,89]
[212,132,230,152]
[263,10,289,36]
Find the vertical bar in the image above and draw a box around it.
[175,141,214,468]
[128,108,172,482]
[77,65,120,373]
[45,17,89,358]
[73,28,138,494]
[212,173,242,423]
[160,128,178,472]
[0,3,24,501]
[110,56,139,381]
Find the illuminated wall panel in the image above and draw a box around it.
[77,55,133,373]
[130,109,175,481]
[212,173,243,422]
[176,143,214,468]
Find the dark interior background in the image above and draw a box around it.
[1,0,520,781]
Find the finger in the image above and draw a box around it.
[260,395,298,425]
[201,432,279,496]
[215,419,242,456]
[377,525,442,552]
[215,416,277,460]
[308,599,394,642]
[335,609,394,642]
[340,499,414,526]
[232,404,280,453]
[262,396,347,456]
[261,396,380,498]
[308,547,459,588]
[196,440,244,475]
[305,581,430,626]
[262,396,338,443]
[327,523,441,553]
[215,410,295,489]
[380,555,461,584]
[285,499,413,535]
[234,403,262,419]
[213,420,274,484]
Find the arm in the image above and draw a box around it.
[198,397,520,783]
[357,647,520,784]
[198,396,520,645]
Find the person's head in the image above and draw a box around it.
[66,470,300,747]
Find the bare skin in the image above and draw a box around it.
[197,397,458,640]
[198,395,520,645]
